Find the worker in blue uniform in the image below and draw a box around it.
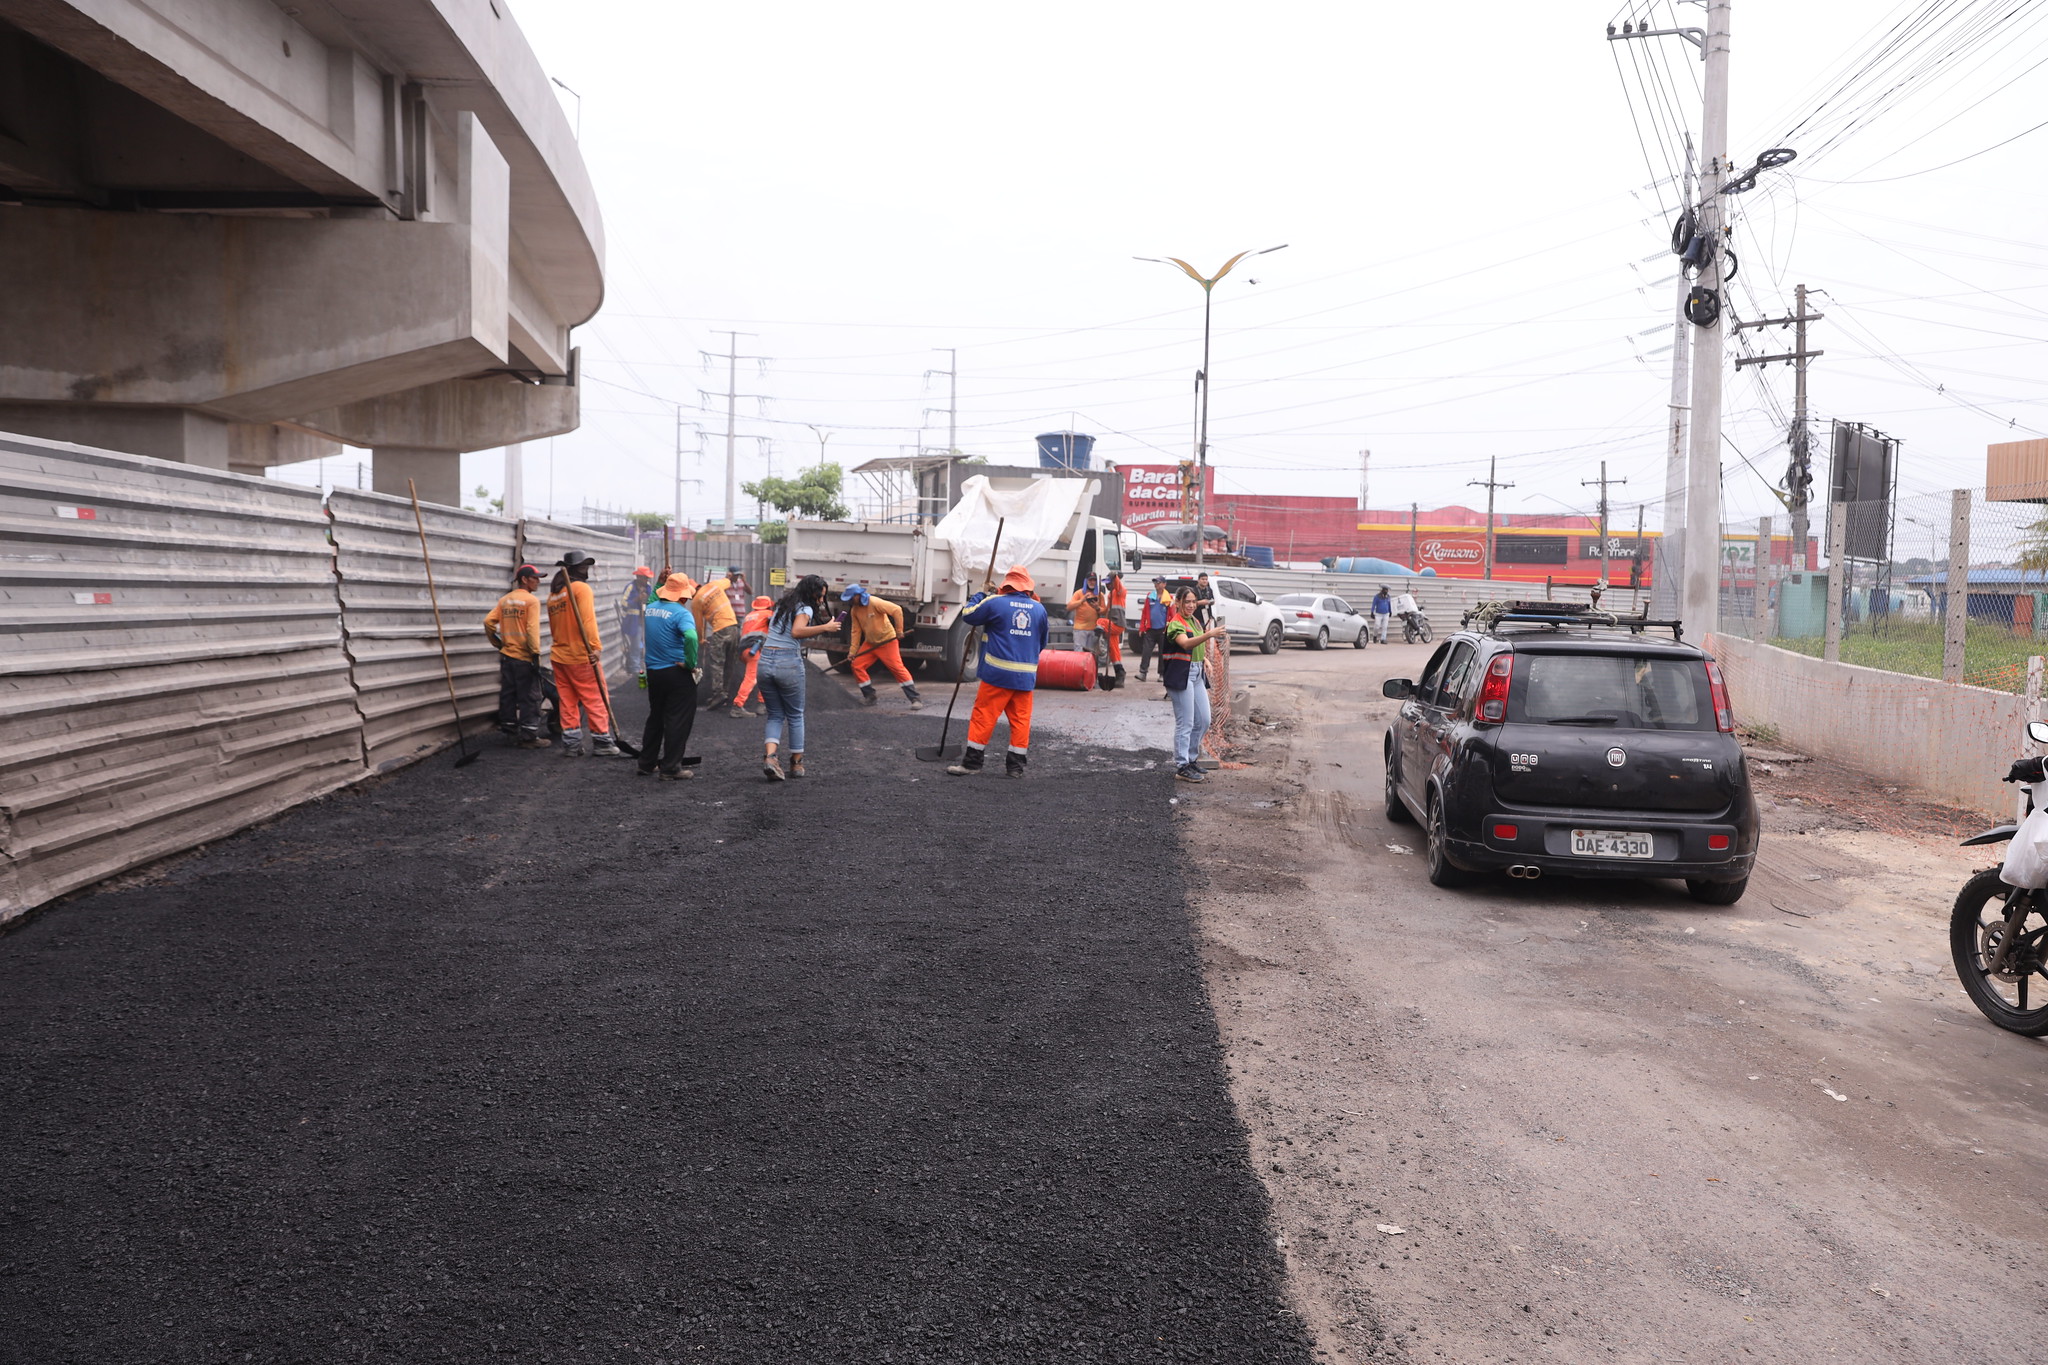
[948,566,1048,779]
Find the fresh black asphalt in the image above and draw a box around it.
[0,680,1313,1363]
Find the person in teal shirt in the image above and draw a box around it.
[637,572,700,779]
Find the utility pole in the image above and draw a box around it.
[1656,140,1697,620]
[1582,461,1627,588]
[1681,0,1733,638]
[700,331,769,534]
[1410,502,1419,571]
[1631,504,1646,608]
[1734,283,1824,577]
[924,349,959,457]
[1469,458,1514,582]
[1359,448,1370,514]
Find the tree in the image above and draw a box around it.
[465,483,505,516]
[625,511,674,531]
[757,520,789,545]
[743,462,848,523]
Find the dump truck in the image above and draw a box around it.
[783,474,1127,680]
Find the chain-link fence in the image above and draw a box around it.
[1725,487,2048,696]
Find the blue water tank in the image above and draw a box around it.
[1035,431,1095,471]
[1331,556,1418,576]
[1244,545,1276,568]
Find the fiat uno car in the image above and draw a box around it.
[1380,605,1757,903]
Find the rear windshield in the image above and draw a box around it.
[1274,594,1316,605]
[1513,653,1706,730]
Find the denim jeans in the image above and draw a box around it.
[1169,675,1211,767]
[757,651,807,752]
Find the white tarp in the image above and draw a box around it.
[2002,783,2048,887]
[932,474,1090,588]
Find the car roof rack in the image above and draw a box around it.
[1462,599,1685,641]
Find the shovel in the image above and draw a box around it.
[408,480,481,769]
[915,518,1005,762]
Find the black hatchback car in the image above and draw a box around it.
[1381,607,1757,903]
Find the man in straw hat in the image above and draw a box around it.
[947,566,1047,779]
[636,572,701,780]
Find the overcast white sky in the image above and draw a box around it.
[400,0,2048,535]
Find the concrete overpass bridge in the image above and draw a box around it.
[0,0,602,504]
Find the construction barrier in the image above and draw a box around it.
[0,432,643,921]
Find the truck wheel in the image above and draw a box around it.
[938,617,980,683]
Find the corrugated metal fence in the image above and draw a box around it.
[0,434,362,918]
[0,433,644,921]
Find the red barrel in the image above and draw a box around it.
[1034,649,1097,690]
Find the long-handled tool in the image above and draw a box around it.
[915,517,1005,762]
[558,555,641,759]
[406,480,481,769]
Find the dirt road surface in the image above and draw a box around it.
[1187,643,2048,1364]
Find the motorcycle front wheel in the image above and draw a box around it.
[1950,869,2048,1036]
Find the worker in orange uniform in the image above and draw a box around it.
[947,567,1048,779]
[729,594,774,717]
[1067,576,1103,660]
[547,550,625,758]
[841,582,924,710]
[484,563,548,747]
[691,570,742,711]
[1101,570,1128,688]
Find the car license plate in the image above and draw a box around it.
[1570,829,1656,859]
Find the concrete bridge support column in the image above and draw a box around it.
[371,447,462,507]
[0,404,232,468]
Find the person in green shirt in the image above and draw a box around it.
[1162,586,1226,783]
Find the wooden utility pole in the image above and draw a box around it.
[1582,461,1627,588]
[1409,502,1419,570]
[1469,458,1514,582]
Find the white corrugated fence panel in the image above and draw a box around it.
[0,433,362,921]
[328,489,520,772]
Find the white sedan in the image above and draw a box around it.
[1273,593,1373,649]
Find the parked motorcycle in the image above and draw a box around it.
[1951,719,2048,1036]
[1401,610,1433,644]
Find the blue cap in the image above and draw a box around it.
[840,583,870,605]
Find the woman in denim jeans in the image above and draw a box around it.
[752,574,840,780]
[1162,587,1225,783]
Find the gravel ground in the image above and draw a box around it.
[0,678,1312,1364]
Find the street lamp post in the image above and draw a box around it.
[1137,245,1287,566]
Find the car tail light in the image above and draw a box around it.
[1475,653,1513,723]
[1708,833,1731,851]
[1492,823,1519,841]
[1295,611,1314,619]
[1704,658,1734,732]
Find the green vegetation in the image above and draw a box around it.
[1775,620,2044,693]
[743,462,849,524]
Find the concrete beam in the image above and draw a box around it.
[293,368,578,454]
[371,445,460,506]
[0,114,511,424]
[0,402,229,466]
[229,420,342,470]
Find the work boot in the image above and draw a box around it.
[1114,664,1126,683]
[947,745,986,777]
[516,732,550,750]
[727,704,747,719]
[558,728,584,757]
[1005,751,1028,779]
[902,684,923,711]
[591,736,626,758]
[859,684,878,707]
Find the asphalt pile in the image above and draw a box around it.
[0,686,1312,1363]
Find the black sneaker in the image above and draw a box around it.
[1176,764,1206,783]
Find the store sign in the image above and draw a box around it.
[1417,537,1485,566]
[1118,463,1214,533]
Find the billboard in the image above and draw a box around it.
[1117,463,1215,534]
[1829,422,1898,563]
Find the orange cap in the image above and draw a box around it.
[999,566,1035,593]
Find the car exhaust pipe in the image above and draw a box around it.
[1507,864,1543,880]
